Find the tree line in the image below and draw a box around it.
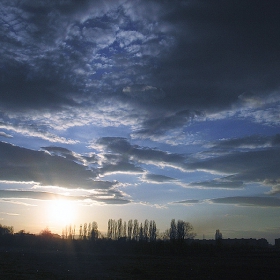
[60,218,195,242]
[107,218,157,241]
[61,221,99,241]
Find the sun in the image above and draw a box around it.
[48,199,76,225]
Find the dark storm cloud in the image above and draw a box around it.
[95,137,188,170]
[0,0,111,110]
[152,0,280,112]
[187,135,280,192]
[210,196,280,208]
[1,1,279,136]
[0,141,121,194]
[135,110,202,137]
[208,134,280,150]
[188,149,280,183]
[95,136,280,192]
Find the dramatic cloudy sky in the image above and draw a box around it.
[1,0,280,242]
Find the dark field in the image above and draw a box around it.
[1,248,280,279]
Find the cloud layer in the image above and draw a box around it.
[1,0,279,138]
[0,0,280,213]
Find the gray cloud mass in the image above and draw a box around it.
[0,141,129,204]
[0,0,279,136]
[0,1,280,212]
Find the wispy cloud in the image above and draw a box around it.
[0,211,19,216]
[210,196,280,208]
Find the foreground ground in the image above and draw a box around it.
[1,247,280,279]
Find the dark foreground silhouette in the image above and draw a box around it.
[1,235,280,279]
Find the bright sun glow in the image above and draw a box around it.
[48,199,76,225]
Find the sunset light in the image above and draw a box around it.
[0,0,280,246]
[48,199,76,226]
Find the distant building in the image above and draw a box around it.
[215,229,222,240]
[187,238,269,248]
[220,238,268,248]
[275,238,280,247]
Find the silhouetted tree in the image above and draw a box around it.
[73,225,76,239]
[180,221,195,239]
[107,219,113,239]
[79,224,83,239]
[65,226,68,239]
[83,223,87,239]
[149,220,157,241]
[139,223,144,241]
[68,225,72,239]
[170,219,177,241]
[133,219,139,241]
[0,224,14,235]
[40,227,53,238]
[117,219,123,239]
[177,220,185,241]
[87,223,92,239]
[169,219,195,242]
[123,221,127,238]
[127,219,133,240]
[113,220,118,240]
[91,222,99,241]
[160,229,170,241]
[144,219,149,242]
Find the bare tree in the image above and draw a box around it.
[0,224,14,235]
[79,224,83,239]
[73,225,76,239]
[87,223,92,239]
[117,219,123,239]
[123,221,127,239]
[65,225,68,239]
[83,223,87,239]
[169,219,177,241]
[127,219,133,240]
[169,219,195,241]
[143,219,149,242]
[149,220,157,242]
[113,220,118,240]
[91,222,99,241]
[68,225,72,239]
[132,219,139,241]
[107,219,112,239]
[139,223,144,241]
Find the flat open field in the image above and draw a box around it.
[1,248,280,279]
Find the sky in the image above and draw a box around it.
[0,0,280,243]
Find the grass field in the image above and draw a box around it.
[1,247,280,279]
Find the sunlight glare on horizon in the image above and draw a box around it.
[47,199,77,226]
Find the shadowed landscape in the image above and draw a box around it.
[1,240,280,279]
[1,223,280,279]
[1,1,280,279]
